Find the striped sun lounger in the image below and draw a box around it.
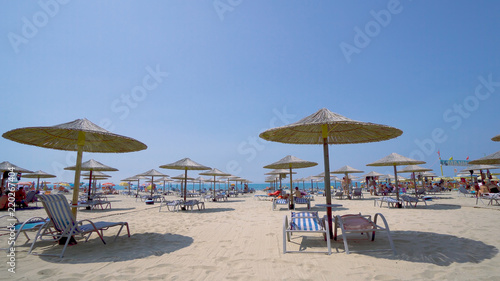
[29,194,130,258]
[283,211,331,255]
[273,198,290,210]
[293,198,310,210]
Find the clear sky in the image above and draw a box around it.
[1,0,500,185]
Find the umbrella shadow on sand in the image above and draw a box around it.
[77,207,137,213]
[309,206,349,212]
[38,233,194,264]
[418,204,462,210]
[198,207,235,213]
[350,231,498,266]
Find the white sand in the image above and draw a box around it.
[2,191,500,280]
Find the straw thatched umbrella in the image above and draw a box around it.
[160,158,210,203]
[136,169,169,200]
[0,161,33,174]
[82,171,111,196]
[492,134,500,142]
[367,153,425,202]
[265,169,295,191]
[2,118,147,217]
[0,161,33,192]
[194,176,208,193]
[263,155,317,208]
[460,164,499,183]
[260,108,402,236]
[361,171,385,192]
[363,171,385,177]
[121,176,141,195]
[398,165,432,195]
[157,176,174,193]
[310,174,324,192]
[469,151,500,165]
[65,159,118,202]
[199,168,231,200]
[219,175,237,195]
[171,173,195,195]
[331,165,364,198]
[265,175,279,190]
[20,170,55,191]
[82,171,111,193]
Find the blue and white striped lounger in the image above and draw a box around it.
[294,198,310,210]
[283,211,331,255]
[273,198,290,210]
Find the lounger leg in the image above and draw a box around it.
[283,216,288,254]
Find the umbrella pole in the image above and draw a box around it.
[393,165,400,204]
[87,170,93,202]
[71,134,85,218]
[289,166,294,209]
[184,169,188,202]
[136,179,140,198]
[213,176,216,199]
[413,172,417,196]
[151,176,154,198]
[322,129,333,238]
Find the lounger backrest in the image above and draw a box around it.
[36,194,78,234]
[25,191,37,203]
[295,198,308,204]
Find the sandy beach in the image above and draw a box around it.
[2,190,500,281]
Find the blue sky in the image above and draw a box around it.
[1,0,499,184]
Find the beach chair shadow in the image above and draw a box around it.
[370,230,498,266]
[0,215,50,250]
[37,233,194,263]
[334,213,395,255]
[29,194,130,259]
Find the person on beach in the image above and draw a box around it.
[342,176,350,197]
[15,186,29,208]
[369,177,376,196]
[479,180,490,195]
[472,181,480,196]
[293,187,302,198]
